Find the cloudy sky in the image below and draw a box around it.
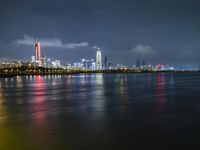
[0,0,200,66]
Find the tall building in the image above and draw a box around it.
[142,61,146,70]
[104,56,108,70]
[91,62,96,70]
[35,41,41,65]
[96,49,102,70]
[31,56,35,63]
[46,57,51,67]
[142,61,146,66]
[108,62,112,69]
[90,59,96,70]
[136,60,140,68]
[85,60,90,69]
[66,62,72,69]
[41,55,47,67]
[52,60,61,68]
[73,62,82,68]
[80,58,91,69]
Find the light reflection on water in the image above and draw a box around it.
[156,73,166,106]
[0,81,5,124]
[32,76,47,119]
[0,73,200,149]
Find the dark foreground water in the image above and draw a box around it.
[0,72,200,150]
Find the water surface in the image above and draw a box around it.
[0,73,200,149]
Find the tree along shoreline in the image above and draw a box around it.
[0,67,199,77]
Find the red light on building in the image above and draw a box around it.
[157,64,164,71]
[35,41,41,65]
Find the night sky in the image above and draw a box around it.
[1,0,200,67]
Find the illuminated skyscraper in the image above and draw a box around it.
[35,41,41,65]
[96,49,102,70]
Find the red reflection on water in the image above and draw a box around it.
[35,75,45,104]
[33,75,47,122]
[28,76,51,146]
[156,73,166,106]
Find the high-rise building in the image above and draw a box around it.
[141,61,146,70]
[35,41,41,65]
[41,55,47,67]
[85,60,90,69]
[104,56,108,70]
[31,56,35,63]
[136,60,140,68]
[142,61,146,66]
[96,49,102,70]
[90,59,95,70]
[73,62,82,68]
[80,58,91,69]
[46,58,51,67]
[108,62,112,70]
[91,62,96,70]
[66,62,72,69]
[52,60,61,68]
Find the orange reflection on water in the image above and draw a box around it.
[16,76,23,88]
[119,75,129,98]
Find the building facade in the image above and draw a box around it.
[96,49,102,70]
[35,41,41,65]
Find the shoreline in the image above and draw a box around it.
[0,70,199,78]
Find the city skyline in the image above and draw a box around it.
[1,0,200,67]
[1,1,200,149]
[0,40,195,70]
